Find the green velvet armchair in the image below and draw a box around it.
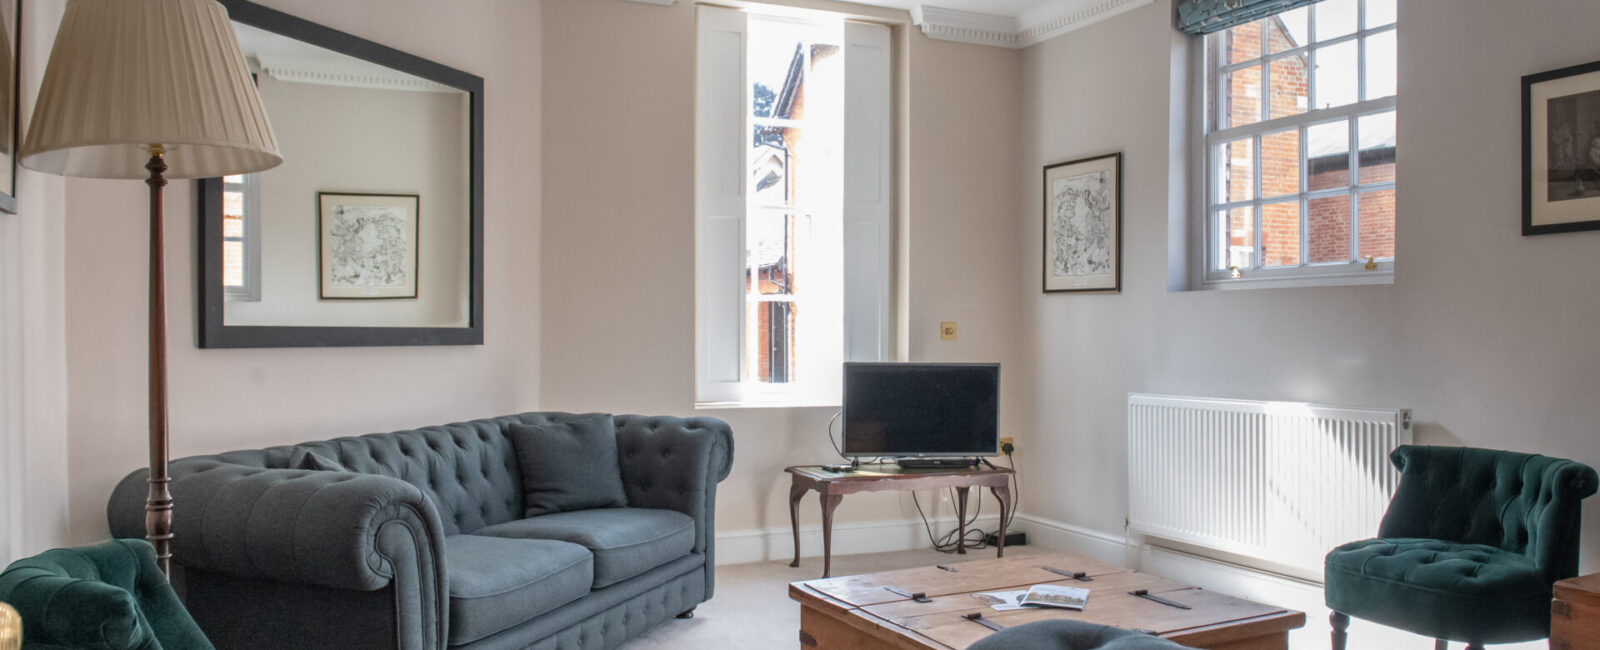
[0,539,213,650]
[1324,445,1598,650]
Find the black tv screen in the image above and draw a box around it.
[842,362,1000,458]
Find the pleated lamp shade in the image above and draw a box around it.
[20,0,281,179]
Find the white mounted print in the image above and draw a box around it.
[1043,153,1121,293]
[319,192,420,299]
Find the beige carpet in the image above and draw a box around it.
[620,546,1048,649]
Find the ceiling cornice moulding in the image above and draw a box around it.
[911,0,1155,50]
[909,6,1019,48]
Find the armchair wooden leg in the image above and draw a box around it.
[1330,611,1350,650]
[1434,641,1448,650]
[1464,644,1484,650]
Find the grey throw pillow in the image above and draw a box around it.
[288,448,348,472]
[509,415,628,517]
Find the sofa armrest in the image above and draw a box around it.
[107,462,448,648]
[614,416,733,559]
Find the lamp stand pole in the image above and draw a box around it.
[144,148,173,576]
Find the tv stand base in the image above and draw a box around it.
[895,457,977,469]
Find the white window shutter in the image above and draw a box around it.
[695,6,747,403]
[842,21,891,362]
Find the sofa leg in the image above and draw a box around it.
[676,608,696,619]
[1330,612,1349,650]
[1464,645,1484,650]
[1435,641,1448,650]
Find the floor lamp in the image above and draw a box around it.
[19,0,281,575]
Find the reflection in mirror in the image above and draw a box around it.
[198,0,482,348]
[224,23,470,328]
[0,0,16,212]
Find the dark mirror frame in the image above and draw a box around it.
[197,0,484,348]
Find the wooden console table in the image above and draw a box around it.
[786,464,1013,577]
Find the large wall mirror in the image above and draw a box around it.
[198,0,483,348]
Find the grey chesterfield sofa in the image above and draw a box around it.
[106,412,734,650]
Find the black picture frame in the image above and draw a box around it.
[197,0,483,348]
[317,192,421,300]
[1042,152,1122,294]
[0,0,22,215]
[1523,58,1600,236]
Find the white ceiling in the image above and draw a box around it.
[867,0,1154,49]
[849,0,1057,19]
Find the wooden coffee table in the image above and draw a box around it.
[789,552,1304,649]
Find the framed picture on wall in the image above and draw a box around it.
[1524,59,1600,235]
[1043,152,1121,293]
[318,192,420,299]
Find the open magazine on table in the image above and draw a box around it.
[972,584,1090,611]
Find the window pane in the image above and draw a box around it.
[1267,7,1309,53]
[223,240,244,288]
[223,174,244,183]
[223,215,244,239]
[1261,201,1301,267]
[746,300,796,384]
[1364,30,1397,100]
[1315,0,1357,42]
[1221,66,1263,129]
[1313,40,1359,109]
[751,125,801,205]
[1269,56,1309,120]
[1225,20,1264,64]
[750,24,804,118]
[1261,129,1300,198]
[1307,120,1350,190]
[1217,138,1255,204]
[224,190,244,219]
[1307,194,1351,263]
[1226,206,1255,269]
[1357,189,1395,259]
[1364,0,1396,28]
[747,212,804,296]
[1358,111,1396,184]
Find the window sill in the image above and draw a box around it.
[1196,269,1393,291]
[694,400,841,411]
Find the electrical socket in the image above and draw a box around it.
[998,437,1014,453]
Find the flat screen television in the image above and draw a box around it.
[842,362,1000,458]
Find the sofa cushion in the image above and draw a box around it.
[1325,538,1552,642]
[477,508,695,588]
[509,415,628,517]
[445,535,593,645]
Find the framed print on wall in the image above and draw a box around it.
[1524,59,1600,235]
[318,192,420,299]
[1043,152,1121,293]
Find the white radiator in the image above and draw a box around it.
[1127,393,1412,578]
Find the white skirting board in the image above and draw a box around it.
[714,513,1003,566]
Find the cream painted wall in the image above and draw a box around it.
[0,0,71,562]
[226,76,471,328]
[1018,0,1600,569]
[539,0,1023,542]
[61,0,543,544]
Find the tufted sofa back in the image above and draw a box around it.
[156,412,735,539]
[1377,445,1598,583]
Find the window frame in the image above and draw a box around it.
[1193,1,1397,290]
[694,5,891,407]
[222,173,262,302]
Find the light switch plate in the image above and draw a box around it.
[940,322,957,340]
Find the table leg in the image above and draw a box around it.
[990,482,1012,558]
[789,483,808,568]
[820,493,843,578]
[955,487,970,554]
